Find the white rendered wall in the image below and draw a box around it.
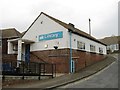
[22,14,69,51]
[108,44,119,52]
[22,13,106,54]
[8,41,17,54]
[67,33,107,54]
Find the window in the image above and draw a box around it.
[77,41,85,50]
[99,47,103,54]
[90,45,96,52]
[13,44,18,51]
[107,46,110,50]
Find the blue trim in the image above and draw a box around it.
[39,31,63,41]
[69,31,73,73]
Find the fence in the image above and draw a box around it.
[2,60,56,80]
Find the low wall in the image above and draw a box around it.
[2,54,17,62]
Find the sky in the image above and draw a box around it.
[0,0,119,39]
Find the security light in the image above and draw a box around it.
[54,45,58,49]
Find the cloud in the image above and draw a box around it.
[0,0,119,38]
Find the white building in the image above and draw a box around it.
[7,12,107,73]
[100,36,120,53]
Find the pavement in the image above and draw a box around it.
[2,55,117,89]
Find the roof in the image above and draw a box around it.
[1,28,21,39]
[99,36,120,45]
[21,31,27,36]
[22,12,106,46]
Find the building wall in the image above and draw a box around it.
[2,39,7,54]
[22,13,106,55]
[22,14,69,51]
[30,48,106,73]
[30,48,70,73]
[72,49,106,72]
[107,44,119,52]
[67,33,106,54]
[5,13,107,73]
[2,37,19,62]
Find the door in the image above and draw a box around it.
[25,44,30,63]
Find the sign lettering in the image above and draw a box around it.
[39,31,63,41]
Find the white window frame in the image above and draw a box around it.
[99,47,103,54]
[77,41,85,50]
[90,44,96,52]
[13,44,18,51]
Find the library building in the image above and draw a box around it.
[7,12,107,73]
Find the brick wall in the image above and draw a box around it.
[30,48,106,73]
[2,39,7,54]
[30,49,70,73]
[72,50,106,72]
[2,48,106,73]
[2,54,17,63]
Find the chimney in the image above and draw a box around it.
[89,18,91,35]
[69,23,75,28]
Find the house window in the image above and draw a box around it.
[99,47,103,54]
[107,46,110,50]
[13,44,18,51]
[90,45,96,52]
[77,41,85,50]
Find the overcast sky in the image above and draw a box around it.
[0,0,119,39]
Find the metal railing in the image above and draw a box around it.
[2,60,56,80]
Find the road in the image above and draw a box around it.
[60,54,118,88]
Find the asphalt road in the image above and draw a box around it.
[60,54,118,88]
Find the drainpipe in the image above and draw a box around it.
[69,30,72,73]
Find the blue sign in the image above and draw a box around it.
[39,31,63,41]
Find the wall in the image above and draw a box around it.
[67,33,106,54]
[30,48,106,73]
[21,13,107,73]
[2,39,17,62]
[22,13,69,51]
[2,54,17,62]
[30,48,70,73]
[72,50,106,72]
[22,13,106,54]
[2,39,7,54]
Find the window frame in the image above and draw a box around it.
[77,41,85,50]
[13,44,18,51]
[90,44,96,52]
[99,47,103,54]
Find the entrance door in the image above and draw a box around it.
[25,44,30,63]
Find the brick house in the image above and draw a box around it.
[1,28,21,62]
